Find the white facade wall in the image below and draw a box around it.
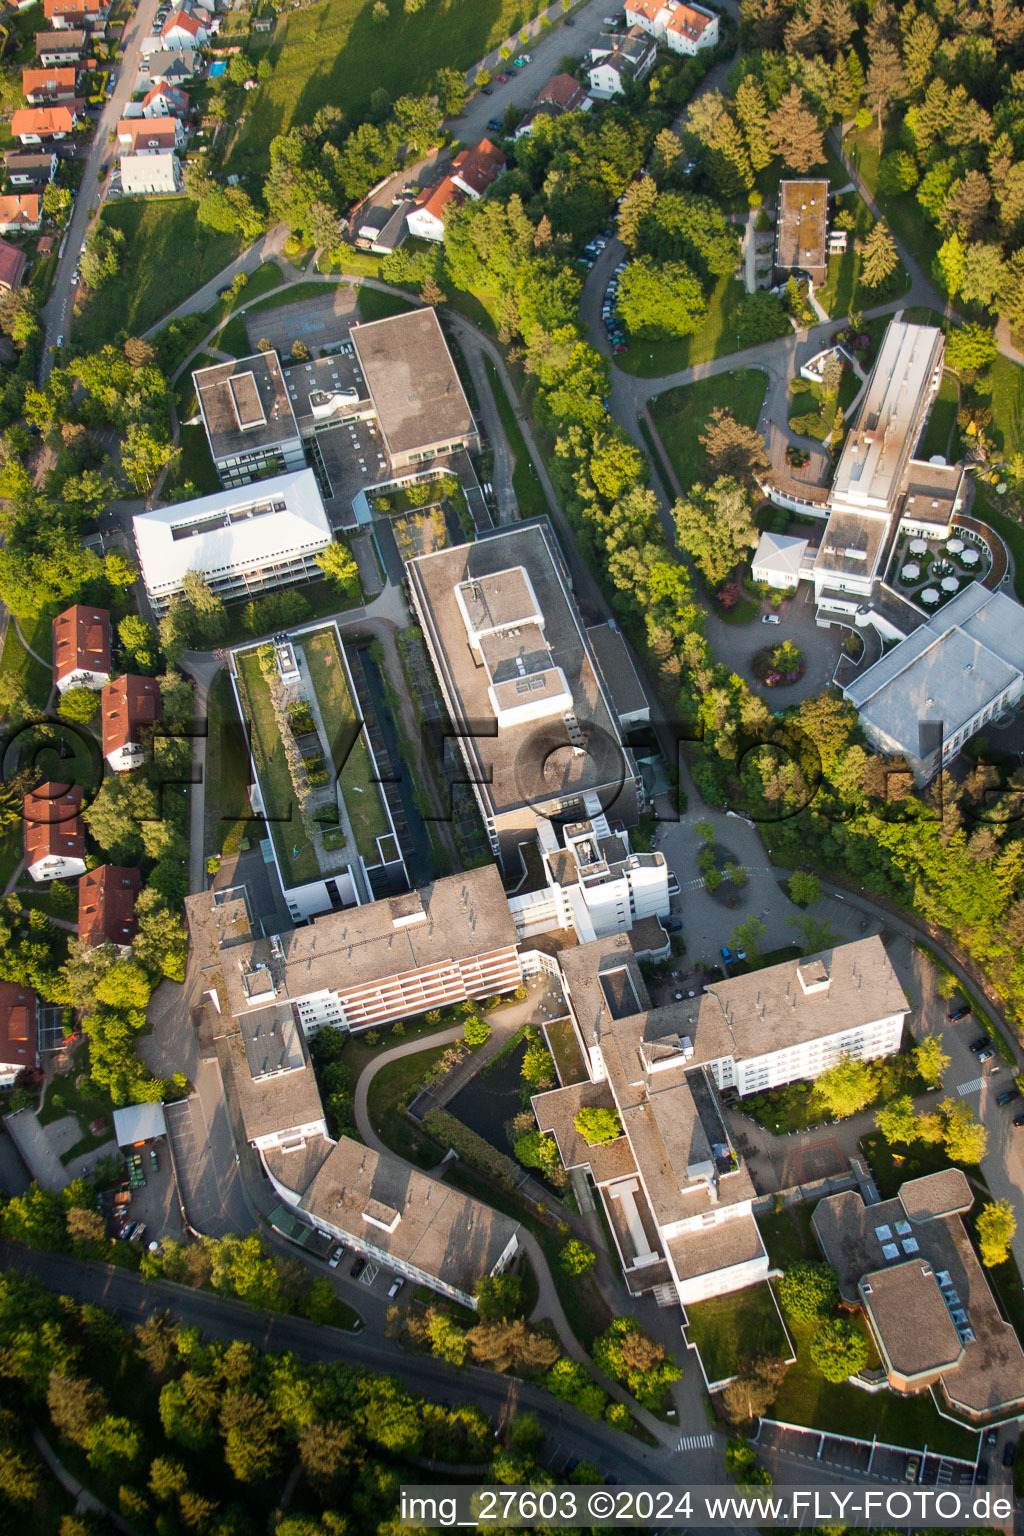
[405,208,445,243]
[664,10,718,53]
[56,665,108,694]
[704,1011,906,1098]
[252,1115,328,1153]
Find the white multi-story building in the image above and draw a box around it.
[843,583,1024,783]
[133,469,332,614]
[193,352,307,488]
[532,932,908,1311]
[624,0,718,51]
[508,817,670,944]
[186,867,522,1039]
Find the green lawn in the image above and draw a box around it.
[235,648,321,884]
[843,127,945,286]
[815,182,910,320]
[788,367,860,444]
[649,368,768,492]
[225,0,551,174]
[75,200,247,349]
[365,1044,450,1168]
[685,1284,792,1386]
[616,276,749,379]
[859,1130,976,1202]
[770,1315,978,1458]
[204,667,254,861]
[756,1204,819,1269]
[972,484,1024,603]
[162,424,221,501]
[484,357,549,521]
[972,354,1024,461]
[356,287,417,323]
[39,1055,113,1132]
[0,615,53,711]
[303,628,391,865]
[919,371,959,461]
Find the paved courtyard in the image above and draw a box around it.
[702,579,854,705]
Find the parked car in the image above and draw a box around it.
[613,342,628,354]
[487,118,503,132]
[495,71,510,82]
[996,1088,1020,1106]
[986,1428,998,1449]
[328,1244,345,1268]
[976,1460,989,1485]
[55,334,63,348]
[970,1036,990,1053]
[350,1256,366,1279]
[1014,1111,1024,1127]
[904,1456,920,1483]
[735,947,747,961]
[721,946,734,964]
[948,1002,971,1021]
[761,612,780,624]
[667,871,680,896]
[666,918,682,932]
[977,1045,995,1062]
[564,15,575,23]
[480,85,493,94]
[1003,1441,1016,1468]
[387,1277,403,1299]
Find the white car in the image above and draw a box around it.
[387,1277,403,1299]
[327,1244,345,1268]
[761,612,780,624]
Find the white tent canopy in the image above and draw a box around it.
[113,1102,166,1148]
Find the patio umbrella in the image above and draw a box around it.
[920,587,940,604]
[900,563,920,581]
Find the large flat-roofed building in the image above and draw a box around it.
[194,352,306,488]
[535,932,768,1310]
[408,521,642,872]
[262,1134,521,1308]
[350,308,479,470]
[133,469,332,614]
[559,932,908,1102]
[813,1171,1024,1421]
[508,817,669,945]
[829,323,945,523]
[842,583,1024,782]
[186,865,521,1037]
[775,179,829,287]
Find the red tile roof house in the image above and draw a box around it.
[0,984,38,1086]
[0,195,42,234]
[0,241,27,293]
[101,674,162,772]
[141,82,189,118]
[536,72,588,112]
[23,782,87,883]
[22,66,79,103]
[11,103,80,143]
[52,603,111,693]
[406,139,506,243]
[35,29,88,64]
[160,2,212,47]
[116,114,184,153]
[78,865,141,950]
[43,0,108,28]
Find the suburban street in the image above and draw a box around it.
[40,0,164,371]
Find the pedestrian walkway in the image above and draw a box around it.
[955,1076,984,1097]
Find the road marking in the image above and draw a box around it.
[677,1433,715,1452]
[955,1076,984,1096]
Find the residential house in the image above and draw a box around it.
[0,985,37,1087]
[101,674,162,771]
[141,82,188,118]
[139,47,198,84]
[42,0,107,28]
[514,72,589,137]
[406,138,505,242]
[119,151,183,195]
[78,865,141,950]
[588,27,658,98]
[0,242,27,293]
[11,104,80,143]
[160,1,212,48]
[0,194,42,234]
[22,66,79,102]
[4,151,58,187]
[751,530,811,590]
[23,783,87,883]
[52,603,111,692]
[814,1170,1024,1422]
[116,114,184,153]
[625,0,718,50]
[35,30,87,64]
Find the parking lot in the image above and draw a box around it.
[242,289,360,358]
[164,1084,252,1238]
[757,1421,978,1486]
[108,1140,183,1245]
[331,1243,408,1303]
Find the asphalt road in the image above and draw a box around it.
[0,1238,683,1483]
[41,0,164,372]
